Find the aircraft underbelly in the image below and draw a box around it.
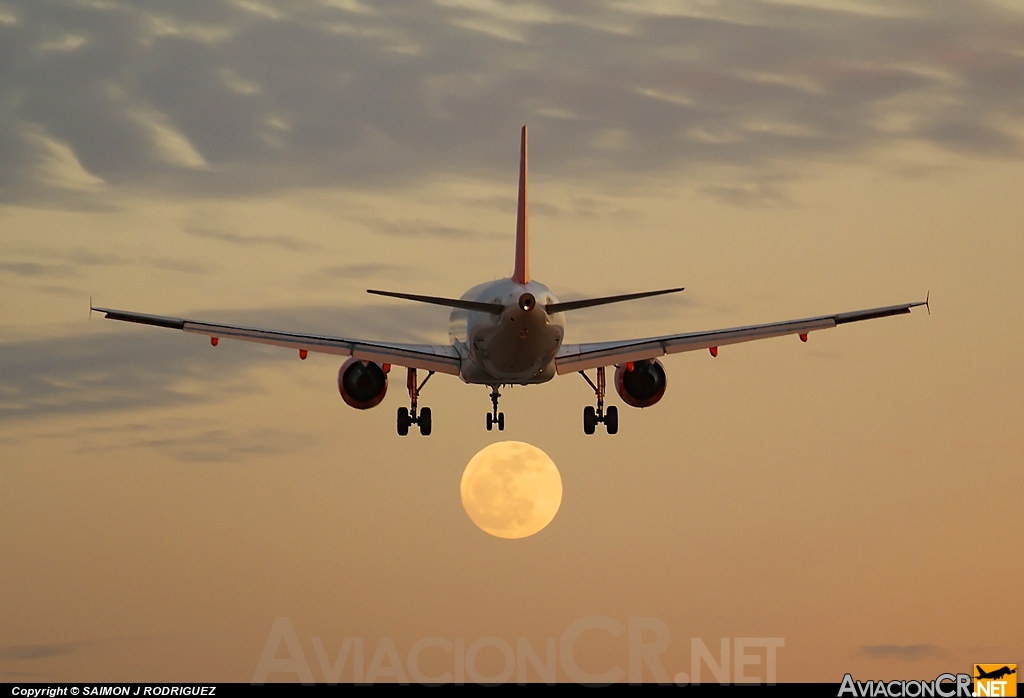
[462,321,560,385]
[450,278,564,385]
[459,358,556,385]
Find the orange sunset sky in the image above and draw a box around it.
[1,0,1022,684]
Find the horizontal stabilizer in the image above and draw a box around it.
[367,289,504,314]
[545,287,684,314]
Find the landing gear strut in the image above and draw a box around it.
[579,367,618,435]
[485,385,505,431]
[397,367,434,436]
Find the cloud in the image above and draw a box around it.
[313,263,406,279]
[0,261,75,277]
[21,123,105,190]
[0,636,162,663]
[859,644,947,661]
[183,225,320,251]
[138,257,216,274]
[35,284,84,296]
[0,643,74,661]
[0,0,1022,205]
[367,218,497,240]
[70,420,316,462]
[698,178,796,209]
[0,243,223,280]
[0,330,255,420]
[465,194,562,217]
[0,245,215,276]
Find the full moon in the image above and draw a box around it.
[460,441,563,539]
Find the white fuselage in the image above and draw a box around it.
[448,278,565,385]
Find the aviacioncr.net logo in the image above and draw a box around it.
[838,673,973,697]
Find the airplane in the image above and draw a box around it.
[92,126,928,437]
[975,666,1016,681]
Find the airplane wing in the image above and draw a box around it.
[92,306,462,375]
[555,300,928,374]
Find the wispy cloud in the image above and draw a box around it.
[0,636,163,663]
[314,263,405,279]
[73,421,315,462]
[183,225,320,251]
[465,194,562,216]
[0,247,215,277]
[0,644,75,661]
[367,218,496,240]
[139,257,215,274]
[860,644,947,661]
[35,284,84,296]
[1,0,1020,205]
[0,261,75,277]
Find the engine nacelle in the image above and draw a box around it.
[614,359,667,408]
[337,358,388,409]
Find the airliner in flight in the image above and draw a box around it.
[93,127,927,436]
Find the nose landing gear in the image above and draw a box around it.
[579,366,618,435]
[397,368,434,436]
[486,385,505,431]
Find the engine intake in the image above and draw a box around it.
[614,359,667,408]
[338,358,388,409]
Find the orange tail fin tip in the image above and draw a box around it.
[512,125,529,285]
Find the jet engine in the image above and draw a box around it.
[614,359,667,408]
[337,358,388,409]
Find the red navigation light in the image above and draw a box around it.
[625,362,634,372]
[709,346,718,357]
[799,333,808,342]
[382,363,391,374]
[211,337,219,346]
[299,349,308,360]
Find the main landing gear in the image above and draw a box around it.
[397,367,434,436]
[486,385,505,431]
[579,367,618,435]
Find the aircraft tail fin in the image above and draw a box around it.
[512,125,529,285]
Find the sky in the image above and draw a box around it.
[1,0,1022,684]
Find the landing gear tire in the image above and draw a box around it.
[398,368,436,437]
[486,386,505,432]
[605,405,618,435]
[486,411,505,431]
[580,367,620,435]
